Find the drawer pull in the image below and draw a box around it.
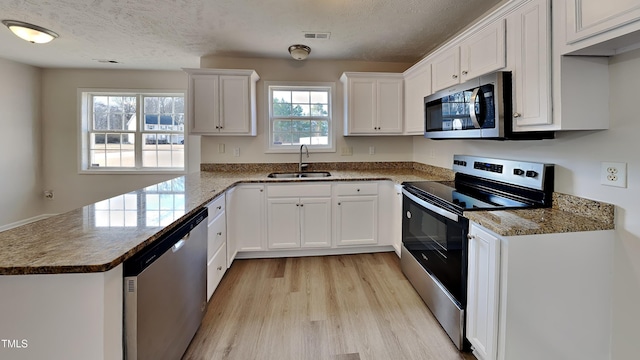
[217,232,222,236]
[217,266,223,271]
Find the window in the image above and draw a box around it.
[267,82,335,152]
[79,90,186,172]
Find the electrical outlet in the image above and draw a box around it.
[369,146,375,155]
[600,162,627,188]
[233,147,240,157]
[218,143,225,153]
[341,147,353,156]
[44,190,54,199]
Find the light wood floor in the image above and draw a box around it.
[183,252,476,360]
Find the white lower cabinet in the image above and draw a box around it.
[334,182,379,246]
[226,184,266,252]
[207,243,227,301]
[206,194,227,301]
[266,184,332,249]
[466,222,615,360]
[466,224,501,360]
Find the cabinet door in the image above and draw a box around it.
[376,78,404,133]
[219,76,250,134]
[460,19,506,82]
[466,223,501,360]
[348,78,377,133]
[565,0,640,44]
[190,74,219,133]
[207,243,227,301]
[404,63,431,135]
[207,212,226,261]
[226,185,266,252]
[509,0,552,128]
[391,184,403,256]
[300,197,332,248]
[335,195,378,246]
[431,47,461,92]
[267,198,301,249]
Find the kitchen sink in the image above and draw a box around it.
[267,171,331,178]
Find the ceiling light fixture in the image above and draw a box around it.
[288,44,311,61]
[2,20,59,44]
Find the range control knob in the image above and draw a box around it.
[525,170,538,178]
[513,169,525,176]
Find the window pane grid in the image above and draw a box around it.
[269,86,331,149]
[85,92,185,170]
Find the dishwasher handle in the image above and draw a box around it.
[172,239,186,252]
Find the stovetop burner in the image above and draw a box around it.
[403,155,554,214]
[403,180,531,212]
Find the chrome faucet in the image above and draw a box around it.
[299,144,309,172]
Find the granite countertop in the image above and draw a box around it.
[0,162,615,275]
[465,193,615,236]
[0,162,451,275]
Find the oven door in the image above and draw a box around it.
[401,190,468,306]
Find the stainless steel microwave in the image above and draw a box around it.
[424,71,553,140]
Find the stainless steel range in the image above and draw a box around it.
[400,155,554,350]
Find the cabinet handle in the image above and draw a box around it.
[300,204,304,207]
[461,70,468,75]
[467,234,475,240]
[513,112,522,118]
[338,202,341,205]
[217,205,222,210]
[260,189,263,192]
[217,232,222,236]
[357,189,360,192]
[452,74,458,79]
[217,266,223,271]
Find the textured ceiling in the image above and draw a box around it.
[0,0,503,70]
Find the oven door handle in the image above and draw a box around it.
[402,189,459,222]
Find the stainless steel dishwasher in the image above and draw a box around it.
[123,207,208,360]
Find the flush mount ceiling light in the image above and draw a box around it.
[2,20,59,44]
[288,44,311,61]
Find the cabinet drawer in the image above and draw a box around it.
[207,243,227,301]
[267,184,332,198]
[207,213,226,261]
[334,182,378,196]
[207,194,226,223]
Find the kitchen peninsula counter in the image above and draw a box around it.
[0,162,615,275]
[0,162,451,275]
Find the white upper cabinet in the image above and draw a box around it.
[460,19,507,82]
[431,20,506,93]
[341,72,404,135]
[403,60,431,135]
[565,0,640,49]
[184,68,259,136]
[508,0,552,128]
[431,47,461,92]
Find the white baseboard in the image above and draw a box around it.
[0,214,58,232]
[234,245,396,260]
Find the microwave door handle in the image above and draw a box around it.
[469,88,482,128]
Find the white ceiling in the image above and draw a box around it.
[0,0,503,70]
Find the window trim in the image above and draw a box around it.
[264,81,337,154]
[78,88,188,174]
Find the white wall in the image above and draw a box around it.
[413,49,640,359]
[0,58,44,227]
[198,56,415,164]
[40,69,198,214]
